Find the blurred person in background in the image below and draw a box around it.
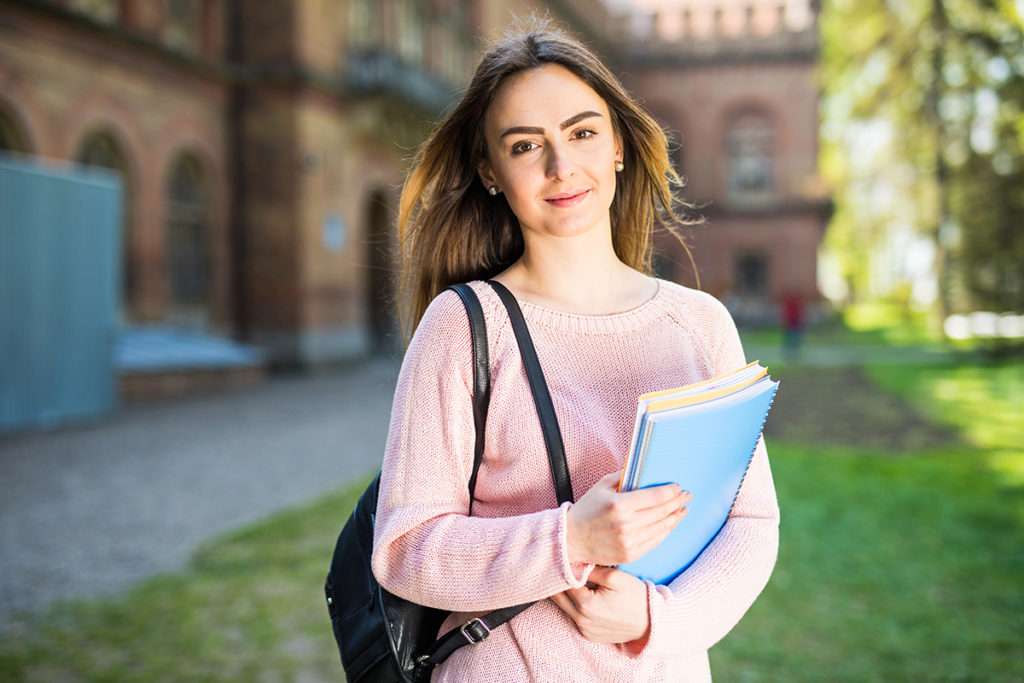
[780,292,805,360]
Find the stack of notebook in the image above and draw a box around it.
[617,361,779,585]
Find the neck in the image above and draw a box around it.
[495,224,655,315]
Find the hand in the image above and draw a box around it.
[566,472,691,566]
[550,566,651,648]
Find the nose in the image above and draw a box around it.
[545,143,575,181]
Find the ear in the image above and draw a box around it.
[477,159,497,191]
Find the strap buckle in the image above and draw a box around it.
[460,617,492,645]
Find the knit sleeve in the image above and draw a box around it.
[634,294,780,660]
[371,290,593,612]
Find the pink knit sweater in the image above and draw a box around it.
[372,279,779,682]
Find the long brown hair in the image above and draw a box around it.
[397,21,695,340]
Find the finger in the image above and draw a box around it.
[563,585,589,611]
[549,591,577,616]
[623,483,691,513]
[589,566,643,591]
[584,565,618,588]
[625,507,689,559]
[598,470,625,491]
[621,492,690,532]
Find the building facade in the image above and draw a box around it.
[618,0,829,324]
[0,0,824,372]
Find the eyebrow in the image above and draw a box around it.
[499,110,603,139]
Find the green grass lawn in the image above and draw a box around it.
[712,359,1024,681]
[1,358,1021,681]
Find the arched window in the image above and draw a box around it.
[76,130,134,316]
[166,154,209,323]
[726,112,773,202]
[78,131,124,169]
[0,108,29,153]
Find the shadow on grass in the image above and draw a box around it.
[764,365,960,453]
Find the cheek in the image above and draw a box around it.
[580,143,618,176]
[499,164,541,199]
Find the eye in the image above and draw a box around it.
[511,140,538,155]
[572,128,597,140]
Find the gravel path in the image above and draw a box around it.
[0,359,400,629]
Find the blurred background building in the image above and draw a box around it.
[615,0,828,324]
[0,0,825,420]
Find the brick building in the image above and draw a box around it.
[0,0,826,376]
[616,0,830,324]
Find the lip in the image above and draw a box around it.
[544,189,590,207]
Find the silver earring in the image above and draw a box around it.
[488,185,498,196]
[615,161,624,172]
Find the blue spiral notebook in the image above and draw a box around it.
[617,363,778,585]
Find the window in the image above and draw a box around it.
[431,0,468,84]
[166,0,199,52]
[347,0,376,51]
[395,0,423,66]
[726,113,773,202]
[735,251,769,296]
[166,155,209,310]
[0,109,28,153]
[77,131,123,169]
[71,0,118,23]
[77,130,134,314]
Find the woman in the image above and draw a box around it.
[371,23,779,682]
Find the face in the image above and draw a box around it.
[478,63,622,243]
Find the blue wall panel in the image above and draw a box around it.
[0,155,121,431]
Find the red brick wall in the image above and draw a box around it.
[0,2,232,328]
[622,37,828,320]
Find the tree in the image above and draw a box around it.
[820,0,1024,319]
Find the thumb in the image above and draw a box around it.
[586,565,618,587]
[598,470,625,491]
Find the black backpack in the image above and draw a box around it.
[324,281,574,682]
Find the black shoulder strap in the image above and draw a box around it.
[448,283,490,515]
[421,281,572,673]
[485,280,574,506]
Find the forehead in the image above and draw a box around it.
[485,63,610,129]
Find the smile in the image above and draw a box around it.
[544,189,590,207]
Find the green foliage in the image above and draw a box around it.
[820,0,1024,314]
[948,152,1024,310]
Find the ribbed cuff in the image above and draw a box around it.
[556,501,594,587]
